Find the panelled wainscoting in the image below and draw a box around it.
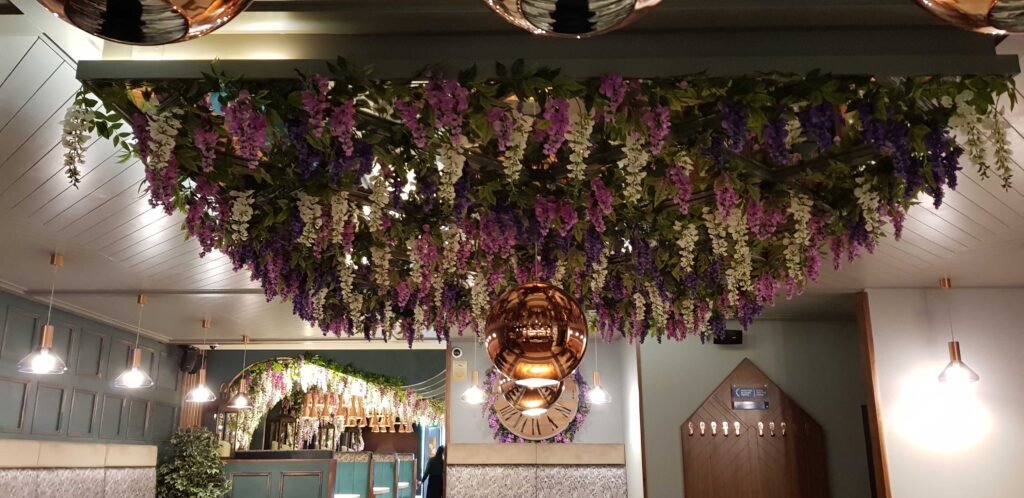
[0,291,181,446]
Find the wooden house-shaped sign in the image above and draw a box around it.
[681,359,830,498]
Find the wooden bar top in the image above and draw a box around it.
[447,443,625,465]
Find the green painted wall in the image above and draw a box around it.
[0,291,182,446]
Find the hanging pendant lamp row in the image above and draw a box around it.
[936,277,981,384]
[19,253,69,375]
[114,294,155,389]
[185,319,217,403]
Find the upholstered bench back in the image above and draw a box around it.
[0,440,157,498]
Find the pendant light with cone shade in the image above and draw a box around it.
[114,294,155,389]
[460,336,486,405]
[227,335,253,410]
[937,277,980,384]
[185,319,217,403]
[18,253,68,375]
[586,337,612,405]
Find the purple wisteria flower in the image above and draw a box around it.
[666,165,692,215]
[224,90,268,169]
[542,98,570,156]
[720,101,748,153]
[797,101,839,151]
[329,100,356,157]
[194,126,218,172]
[644,105,671,154]
[425,75,470,142]
[599,72,627,120]
[395,99,428,148]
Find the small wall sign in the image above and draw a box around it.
[731,385,770,410]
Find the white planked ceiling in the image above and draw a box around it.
[0,33,1023,340]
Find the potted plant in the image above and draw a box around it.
[157,428,232,498]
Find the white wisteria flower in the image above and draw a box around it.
[783,194,814,284]
[618,132,650,204]
[854,177,883,235]
[673,221,700,273]
[228,190,256,242]
[567,102,594,181]
[502,109,534,183]
[60,100,95,186]
[143,98,183,172]
[330,191,353,244]
[437,135,467,206]
[296,192,323,248]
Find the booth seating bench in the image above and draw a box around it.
[0,440,157,498]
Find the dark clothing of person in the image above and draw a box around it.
[421,453,444,498]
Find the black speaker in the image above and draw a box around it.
[714,329,743,345]
[179,346,201,374]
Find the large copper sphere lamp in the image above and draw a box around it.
[484,0,662,38]
[484,282,588,389]
[503,381,564,417]
[915,0,1024,34]
[36,0,255,45]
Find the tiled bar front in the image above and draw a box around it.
[446,444,627,498]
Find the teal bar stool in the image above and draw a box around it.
[370,453,396,498]
[395,453,416,498]
[334,452,372,498]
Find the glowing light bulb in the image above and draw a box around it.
[460,385,486,405]
[587,385,612,405]
[228,392,252,410]
[939,361,980,384]
[185,384,217,403]
[32,349,57,373]
[521,407,548,417]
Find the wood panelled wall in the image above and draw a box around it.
[0,291,181,445]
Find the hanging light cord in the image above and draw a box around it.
[942,279,956,342]
[44,262,58,326]
[134,300,144,349]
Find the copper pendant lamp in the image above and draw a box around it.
[502,380,564,417]
[19,254,69,375]
[484,282,588,389]
[36,0,255,45]
[915,0,1024,34]
[484,0,662,38]
[114,294,155,389]
[936,277,980,384]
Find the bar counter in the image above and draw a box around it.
[224,450,415,498]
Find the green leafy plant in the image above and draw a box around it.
[157,428,231,498]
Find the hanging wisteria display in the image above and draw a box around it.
[65,60,1016,345]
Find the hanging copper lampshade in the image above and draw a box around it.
[485,282,588,388]
[36,0,255,45]
[915,0,1024,33]
[484,0,662,38]
[502,380,564,417]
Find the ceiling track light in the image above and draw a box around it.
[936,277,980,384]
[19,253,69,375]
[114,294,155,389]
[185,319,217,403]
[227,335,253,410]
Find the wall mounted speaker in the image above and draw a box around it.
[179,346,201,374]
[714,329,743,345]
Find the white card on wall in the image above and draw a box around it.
[452,360,468,381]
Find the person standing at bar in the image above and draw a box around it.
[420,445,445,498]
